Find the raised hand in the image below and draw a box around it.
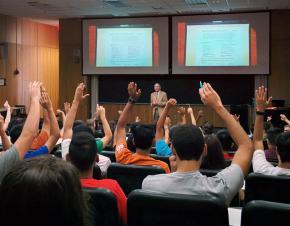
[64,102,71,114]
[166,98,177,108]
[56,109,65,116]
[29,81,42,101]
[187,106,193,114]
[280,114,289,122]
[199,83,222,110]
[128,82,141,101]
[3,101,10,110]
[74,83,90,102]
[117,110,123,116]
[40,91,52,111]
[197,110,204,117]
[135,116,141,123]
[255,86,271,112]
[177,107,186,115]
[267,115,272,122]
[96,104,106,119]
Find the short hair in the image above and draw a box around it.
[202,122,214,135]
[130,124,155,150]
[276,132,290,163]
[10,124,24,144]
[171,125,205,161]
[0,155,87,226]
[216,129,234,151]
[73,124,94,137]
[73,120,85,129]
[69,131,98,172]
[267,128,283,146]
[154,83,161,87]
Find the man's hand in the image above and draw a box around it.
[267,116,272,122]
[135,116,141,123]
[74,83,90,102]
[255,86,272,112]
[187,106,193,115]
[280,114,289,122]
[199,83,223,110]
[128,82,141,101]
[177,107,186,115]
[3,101,10,110]
[97,104,106,119]
[57,109,65,116]
[0,114,5,133]
[197,110,204,118]
[29,81,42,101]
[64,102,71,114]
[166,98,177,109]
[117,110,123,116]
[40,91,53,111]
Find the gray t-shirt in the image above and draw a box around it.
[0,146,19,184]
[142,164,244,205]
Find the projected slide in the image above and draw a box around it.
[185,24,250,66]
[96,27,153,67]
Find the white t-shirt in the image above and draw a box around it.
[252,150,290,176]
[142,164,244,206]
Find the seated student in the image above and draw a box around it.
[0,155,91,226]
[0,81,42,183]
[115,82,170,173]
[8,89,60,159]
[264,128,283,161]
[216,129,235,160]
[252,86,290,175]
[61,83,112,175]
[67,131,127,225]
[201,134,227,170]
[142,83,253,205]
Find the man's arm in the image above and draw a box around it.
[155,99,177,140]
[0,114,11,150]
[196,110,204,125]
[63,83,90,140]
[3,101,12,132]
[116,82,141,146]
[281,114,290,125]
[56,109,66,138]
[177,107,186,125]
[97,105,112,148]
[187,106,197,126]
[40,91,60,152]
[199,83,253,175]
[164,117,171,144]
[14,81,42,159]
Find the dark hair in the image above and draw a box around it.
[73,120,85,129]
[201,134,227,170]
[202,122,214,135]
[266,128,283,146]
[172,125,205,161]
[0,155,87,226]
[69,131,98,172]
[276,132,290,163]
[10,124,24,144]
[130,124,154,150]
[73,124,94,137]
[216,129,234,152]
[7,117,26,135]
[127,133,136,152]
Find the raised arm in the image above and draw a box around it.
[56,109,66,138]
[116,82,141,145]
[3,101,12,132]
[155,99,177,140]
[187,106,197,126]
[63,83,89,140]
[253,86,271,151]
[14,81,42,159]
[164,117,171,144]
[40,91,60,152]
[199,83,253,175]
[97,105,112,148]
[281,114,290,126]
[64,102,71,116]
[196,110,204,125]
[177,107,186,125]
[0,114,11,150]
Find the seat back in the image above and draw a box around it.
[127,190,229,226]
[83,188,121,226]
[245,173,290,204]
[241,200,290,226]
[107,163,165,196]
[150,154,170,169]
[101,150,116,162]
[93,165,102,179]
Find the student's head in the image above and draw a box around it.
[154,83,161,92]
[73,124,94,137]
[10,124,24,143]
[266,128,283,148]
[130,124,155,151]
[276,132,290,163]
[202,122,214,135]
[284,125,290,133]
[73,120,85,129]
[0,155,86,226]
[68,131,98,172]
[216,129,234,152]
[171,125,205,161]
[201,134,226,170]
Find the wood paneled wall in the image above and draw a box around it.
[0,15,59,112]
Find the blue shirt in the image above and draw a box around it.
[156,139,172,156]
[24,145,49,159]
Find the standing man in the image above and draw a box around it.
[150,83,168,121]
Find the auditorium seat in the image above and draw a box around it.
[245,173,290,204]
[241,200,290,226]
[101,150,116,162]
[93,165,102,179]
[83,188,121,226]
[127,189,229,226]
[107,163,165,196]
[150,154,170,169]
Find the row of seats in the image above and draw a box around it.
[85,188,290,226]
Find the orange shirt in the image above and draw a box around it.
[30,130,49,150]
[115,142,170,173]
